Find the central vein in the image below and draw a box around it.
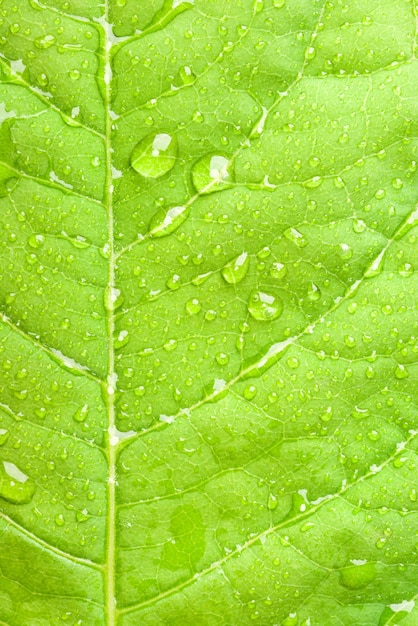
[103,3,117,625]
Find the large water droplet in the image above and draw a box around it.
[131,132,177,178]
[222,252,249,285]
[191,154,234,194]
[284,227,308,248]
[0,461,36,504]
[149,205,189,237]
[248,290,283,321]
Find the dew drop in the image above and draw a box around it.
[267,492,278,510]
[130,132,178,178]
[34,34,56,49]
[269,262,287,279]
[28,234,45,249]
[149,205,189,238]
[191,154,234,195]
[284,227,308,248]
[186,298,201,315]
[395,364,409,379]
[306,282,321,302]
[0,429,10,445]
[273,0,285,7]
[398,262,414,277]
[73,404,89,423]
[248,290,283,321]
[179,65,195,85]
[115,330,130,349]
[222,252,249,285]
[0,461,36,504]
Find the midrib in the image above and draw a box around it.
[103,2,117,624]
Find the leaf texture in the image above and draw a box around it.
[0,0,418,624]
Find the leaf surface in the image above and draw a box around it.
[0,0,418,624]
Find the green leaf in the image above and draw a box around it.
[0,1,418,624]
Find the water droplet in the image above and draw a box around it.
[55,513,65,527]
[179,65,195,85]
[222,252,249,285]
[186,298,201,315]
[28,234,45,249]
[398,262,414,277]
[307,282,321,301]
[303,175,322,188]
[145,0,194,36]
[284,227,308,248]
[0,461,36,504]
[34,34,56,49]
[73,404,89,423]
[269,262,287,279]
[248,290,283,321]
[340,563,376,589]
[267,492,278,510]
[131,132,177,178]
[395,364,409,379]
[115,330,130,349]
[338,243,352,260]
[149,205,189,237]
[273,0,285,7]
[191,154,234,195]
[0,429,10,445]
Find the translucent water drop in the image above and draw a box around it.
[73,404,89,423]
[340,562,377,589]
[0,429,10,445]
[191,154,234,195]
[307,282,321,301]
[179,65,195,85]
[34,34,56,49]
[0,461,36,504]
[398,262,414,277]
[131,132,177,178]
[248,290,283,321]
[222,252,249,285]
[28,234,45,249]
[145,0,194,36]
[186,298,201,315]
[267,492,278,510]
[115,330,130,348]
[395,364,409,379]
[284,227,308,248]
[273,0,285,6]
[63,234,91,249]
[149,205,189,237]
[269,262,287,279]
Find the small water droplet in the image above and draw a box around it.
[179,65,195,85]
[306,282,321,301]
[273,0,285,6]
[0,429,10,445]
[248,290,283,321]
[398,262,414,277]
[221,252,249,285]
[191,154,234,194]
[34,34,56,49]
[395,364,409,379]
[115,330,130,348]
[55,513,65,527]
[284,227,308,248]
[28,234,45,249]
[186,298,201,315]
[0,461,36,504]
[73,404,89,423]
[131,132,178,178]
[267,492,278,510]
[149,205,189,237]
[269,262,287,279]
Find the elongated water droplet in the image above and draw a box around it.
[222,252,249,285]
[179,65,195,85]
[35,34,56,49]
[284,227,308,248]
[0,461,36,504]
[149,205,189,237]
[131,132,177,178]
[73,404,89,423]
[192,154,234,194]
[248,290,283,321]
[307,282,321,301]
[0,429,10,445]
